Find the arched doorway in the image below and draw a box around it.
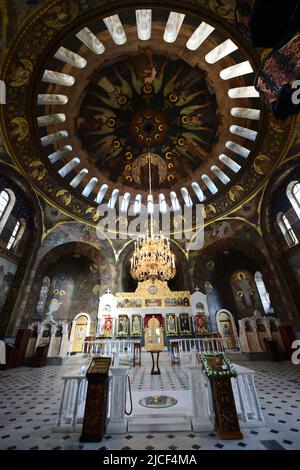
[216,309,239,350]
[70,313,91,353]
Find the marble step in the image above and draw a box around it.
[127,414,192,432]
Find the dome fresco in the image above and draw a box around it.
[77,52,219,190]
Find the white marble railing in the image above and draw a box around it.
[54,366,128,433]
[84,339,140,357]
[189,363,265,432]
[170,337,224,353]
[231,364,265,426]
[55,359,264,434]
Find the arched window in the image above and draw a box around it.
[276,212,298,247]
[0,188,16,235]
[7,220,21,250]
[0,80,6,105]
[287,181,300,219]
[0,190,9,219]
[292,182,300,204]
[254,271,274,314]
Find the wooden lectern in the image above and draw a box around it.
[80,357,111,442]
[210,376,243,440]
[202,354,243,440]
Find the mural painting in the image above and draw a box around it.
[0,256,17,315]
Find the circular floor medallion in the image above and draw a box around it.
[139,395,177,408]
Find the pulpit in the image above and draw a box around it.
[80,357,111,442]
[200,353,243,440]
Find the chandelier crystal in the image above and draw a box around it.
[130,151,176,282]
[130,233,176,282]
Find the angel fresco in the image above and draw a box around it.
[9,58,32,87]
[43,3,79,29]
[231,271,260,314]
[136,46,157,84]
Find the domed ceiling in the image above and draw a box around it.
[77,53,219,190]
[0,0,296,227]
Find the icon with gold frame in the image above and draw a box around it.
[165,314,178,336]
[116,315,128,337]
[179,313,192,335]
[130,314,142,336]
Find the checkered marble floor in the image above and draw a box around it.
[0,358,299,450]
[130,357,190,392]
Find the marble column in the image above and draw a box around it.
[188,365,214,432]
[107,366,129,434]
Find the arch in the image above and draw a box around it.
[192,236,275,315]
[196,302,204,311]
[0,167,42,337]
[0,188,16,235]
[215,309,239,350]
[245,320,252,332]
[255,318,266,332]
[116,238,189,293]
[25,241,111,325]
[69,312,91,354]
[269,318,278,332]
[286,180,300,219]
[260,160,300,321]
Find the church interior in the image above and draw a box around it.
[0,0,300,454]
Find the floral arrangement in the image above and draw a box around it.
[199,352,237,379]
[117,331,128,338]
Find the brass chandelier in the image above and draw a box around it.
[130,152,176,282]
[130,233,176,282]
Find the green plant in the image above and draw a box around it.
[199,352,237,379]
